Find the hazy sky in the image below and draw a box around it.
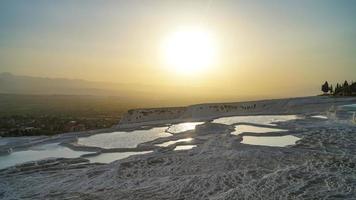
[1,0,356,102]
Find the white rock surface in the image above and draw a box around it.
[1,96,356,200]
[118,96,356,128]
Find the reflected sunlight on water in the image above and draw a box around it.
[174,145,197,151]
[167,122,204,133]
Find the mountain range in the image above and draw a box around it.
[0,72,229,106]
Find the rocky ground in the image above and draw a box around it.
[1,97,356,199]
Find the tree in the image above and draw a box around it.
[351,82,356,93]
[343,80,352,96]
[329,84,333,94]
[343,80,349,87]
[334,83,340,95]
[321,81,329,94]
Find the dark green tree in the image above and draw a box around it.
[344,80,352,95]
[351,82,356,93]
[329,84,333,94]
[321,81,329,94]
[334,83,340,95]
[343,80,349,87]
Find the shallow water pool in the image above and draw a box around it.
[167,122,204,134]
[343,104,356,107]
[232,125,287,135]
[311,115,328,119]
[86,151,153,163]
[241,135,299,147]
[0,143,90,169]
[174,145,197,151]
[213,115,299,126]
[78,127,171,149]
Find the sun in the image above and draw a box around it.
[161,27,217,75]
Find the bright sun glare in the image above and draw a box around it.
[162,27,217,75]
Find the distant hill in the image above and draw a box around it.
[1,72,298,107]
[0,73,216,107]
[0,72,131,96]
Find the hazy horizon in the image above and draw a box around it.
[1,0,356,104]
[1,71,318,106]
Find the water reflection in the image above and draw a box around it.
[241,135,299,147]
[0,143,90,169]
[174,145,197,151]
[213,115,298,126]
[342,104,356,110]
[78,127,170,148]
[311,115,328,119]
[86,151,153,163]
[167,122,204,133]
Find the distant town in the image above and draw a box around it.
[0,94,130,137]
[0,114,120,137]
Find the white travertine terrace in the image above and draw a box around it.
[118,96,356,128]
[1,96,356,199]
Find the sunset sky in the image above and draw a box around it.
[1,0,356,102]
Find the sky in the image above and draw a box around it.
[0,0,356,103]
